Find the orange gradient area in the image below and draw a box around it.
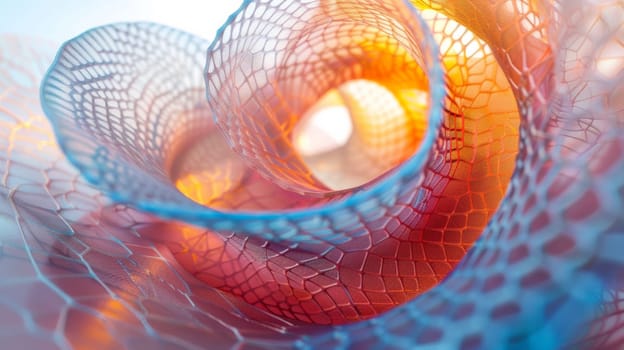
[292,81,429,190]
[62,296,140,350]
[158,9,520,325]
[172,130,246,208]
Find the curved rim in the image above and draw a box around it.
[41,0,445,226]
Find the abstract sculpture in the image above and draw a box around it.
[1,0,623,349]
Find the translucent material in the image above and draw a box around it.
[0,0,622,349]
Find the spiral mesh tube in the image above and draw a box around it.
[0,0,622,349]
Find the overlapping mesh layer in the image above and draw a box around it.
[0,0,622,348]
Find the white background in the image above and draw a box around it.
[0,0,242,46]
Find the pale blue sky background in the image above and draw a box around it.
[0,0,241,46]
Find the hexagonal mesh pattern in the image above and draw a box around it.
[0,0,621,349]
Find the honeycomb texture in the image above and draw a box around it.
[0,0,621,348]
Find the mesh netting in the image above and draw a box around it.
[0,0,622,348]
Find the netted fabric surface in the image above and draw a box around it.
[0,0,622,349]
